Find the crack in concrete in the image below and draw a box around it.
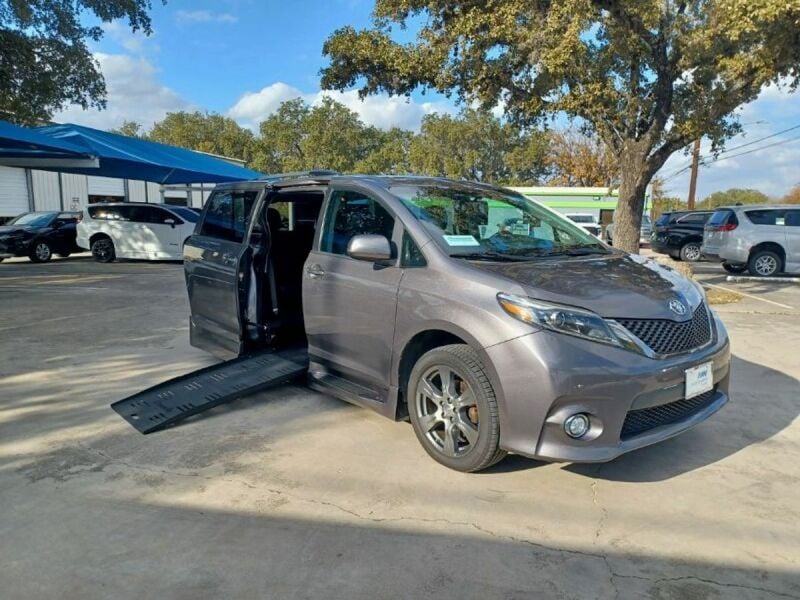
[74,443,798,600]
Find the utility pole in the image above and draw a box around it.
[687,138,701,209]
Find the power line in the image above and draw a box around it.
[663,132,800,181]
[660,121,800,180]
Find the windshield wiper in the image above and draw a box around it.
[452,251,534,262]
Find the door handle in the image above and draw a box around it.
[306,264,325,278]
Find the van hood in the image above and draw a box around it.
[467,252,704,320]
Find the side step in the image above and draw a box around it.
[111,348,308,434]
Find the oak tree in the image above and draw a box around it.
[1,0,161,125]
[321,0,800,252]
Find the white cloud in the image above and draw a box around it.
[175,10,238,25]
[228,82,455,131]
[54,53,193,130]
[658,83,800,199]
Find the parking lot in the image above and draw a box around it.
[1,256,799,599]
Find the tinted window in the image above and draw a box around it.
[708,210,738,226]
[199,190,258,243]
[746,209,786,226]
[320,191,395,255]
[88,205,130,220]
[401,230,426,267]
[655,213,672,226]
[8,212,57,227]
[168,207,199,223]
[677,212,711,224]
[786,210,800,227]
[140,206,183,225]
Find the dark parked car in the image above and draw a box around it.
[0,211,82,263]
[651,210,714,262]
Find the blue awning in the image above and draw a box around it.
[0,119,263,184]
[0,120,98,168]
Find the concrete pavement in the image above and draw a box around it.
[1,258,798,599]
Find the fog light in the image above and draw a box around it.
[564,413,590,439]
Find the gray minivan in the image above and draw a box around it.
[184,174,731,472]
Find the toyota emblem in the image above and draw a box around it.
[669,299,687,316]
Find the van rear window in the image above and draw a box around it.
[708,210,738,227]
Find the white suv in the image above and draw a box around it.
[77,203,199,262]
[702,205,800,276]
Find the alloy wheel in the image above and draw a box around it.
[754,255,778,276]
[414,365,480,458]
[93,240,113,262]
[683,244,701,261]
[35,243,51,261]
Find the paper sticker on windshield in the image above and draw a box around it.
[443,235,480,247]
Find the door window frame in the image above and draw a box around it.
[315,184,403,265]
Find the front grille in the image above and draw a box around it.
[617,303,711,355]
[621,389,717,439]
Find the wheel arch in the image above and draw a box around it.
[89,231,112,246]
[749,241,786,261]
[394,325,501,420]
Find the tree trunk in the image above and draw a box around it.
[613,149,650,254]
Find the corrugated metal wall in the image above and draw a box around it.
[127,180,147,203]
[30,171,61,211]
[0,166,30,217]
[87,176,125,197]
[60,174,88,211]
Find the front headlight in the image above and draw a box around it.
[497,292,621,347]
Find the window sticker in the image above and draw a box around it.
[443,234,481,247]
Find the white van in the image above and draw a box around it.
[77,202,199,262]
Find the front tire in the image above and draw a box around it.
[408,344,505,472]
[91,238,116,263]
[680,241,702,262]
[29,241,52,263]
[748,250,782,277]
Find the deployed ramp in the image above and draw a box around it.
[111,349,308,434]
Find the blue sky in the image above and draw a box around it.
[58,0,800,199]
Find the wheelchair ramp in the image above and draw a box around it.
[111,348,308,434]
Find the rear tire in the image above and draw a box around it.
[748,250,782,277]
[680,242,702,262]
[722,262,747,274]
[91,238,116,263]
[408,344,506,472]
[29,241,52,263]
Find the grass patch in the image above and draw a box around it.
[705,286,742,305]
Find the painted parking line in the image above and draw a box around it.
[702,282,794,310]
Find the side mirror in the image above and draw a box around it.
[347,234,392,262]
[163,218,176,228]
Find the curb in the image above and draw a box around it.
[726,275,800,283]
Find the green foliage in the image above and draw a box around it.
[407,109,547,184]
[251,98,548,182]
[699,188,770,209]
[148,111,255,163]
[111,121,145,138]
[320,0,800,252]
[0,0,161,125]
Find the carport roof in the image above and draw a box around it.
[0,119,263,184]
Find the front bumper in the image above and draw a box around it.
[0,238,29,258]
[486,311,731,462]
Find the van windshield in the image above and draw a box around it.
[390,184,608,260]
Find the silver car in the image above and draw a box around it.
[702,205,800,276]
[184,175,730,472]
